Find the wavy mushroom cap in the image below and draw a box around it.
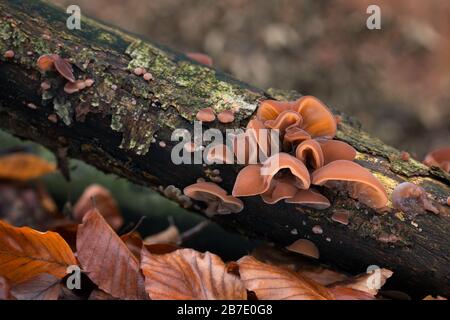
[196,107,216,122]
[295,140,324,169]
[232,153,310,197]
[261,177,298,204]
[283,127,311,151]
[232,132,260,165]
[54,57,76,83]
[285,189,331,210]
[294,96,337,138]
[256,100,295,122]
[184,182,243,216]
[217,110,235,124]
[264,110,303,133]
[391,182,438,214]
[317,139,357,165]
[37,54,59,71]
[423,147,450,173]
[286,239,320,259]
[312,160,388,209]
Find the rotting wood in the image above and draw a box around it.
[0,0,449,298]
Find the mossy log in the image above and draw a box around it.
[0,0,449,298]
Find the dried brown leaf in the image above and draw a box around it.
[73,184,123,231]
[329,286,376,300]
[0,220,77,284]
[0,153,56,181]
[141,248,246,300]
[238,256,335,300]
[329,268,393,296]
[0,276,14,300]
[76,209,147,300]
[11,273,61,300]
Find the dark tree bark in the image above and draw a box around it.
[0,0,449,297]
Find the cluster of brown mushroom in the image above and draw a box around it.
[184,96,388,216]
[37,54,94,94]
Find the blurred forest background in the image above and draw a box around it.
[1,1,449,264]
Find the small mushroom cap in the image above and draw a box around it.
[196,107,216,122]
[206,144,235,164]
[286,239,320,259]
[186,52,213,67]
[37,54,59,71]
[54,57,75,83]
[232,164,269,197]
[84,79,95,87]
[257,100,295,122]
[264,110,302,133]
[283,127,311,151]
[423,147,450,173]
[331,210,351,225]
[312,160,388,209]
[294,96,337,138]
[184,182,243,215]
[143,73,153,81]
[295,140,324,169]
[4,50,15,58]
[217,110,235,124]
[391,182,438,214]
[64,81,80,94]
[317,139,357,165]
[261,177,298,204]
[285,189,330,210]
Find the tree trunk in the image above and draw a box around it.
[0,0,449,298]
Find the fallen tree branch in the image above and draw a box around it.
[0,0,449,297]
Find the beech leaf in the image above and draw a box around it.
[11,273,61,300]
[73,184,123,231]
[76,209,147,300]
[0,220,77,284]
[0,153,56,181]
[141,248,246,300]
[238,256,335,300]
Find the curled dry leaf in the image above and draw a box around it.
[0,276,14,300]
[0,153,56,181]
[76,209,147,300]
[120,231,143,259]
[11,273,61,300]
[143,224,180,245]
[329,268,393,296]
[140,248,246,300]
[238,256,335,300]
[73,184,123,231]
[0,220,77,284]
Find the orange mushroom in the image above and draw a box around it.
[294,96,337,138]
[285,189,330,209]
[264,110,302,133]
[54,57,75,83]
[295,140,324,169]
[286,239,320,259]
[261,177,298,204]
[283,127,311,151]
[196,107,216,122]
[317,139,357,165]
[257,100,294,122]
[37,54,59,71]
[391,182,438,215]
[217,110,235,124]
[184,182,243,216]
[423,147,450,173]
[232,153,310,198]
[312,160,388,209]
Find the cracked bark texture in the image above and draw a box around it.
[0,0,449,297]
